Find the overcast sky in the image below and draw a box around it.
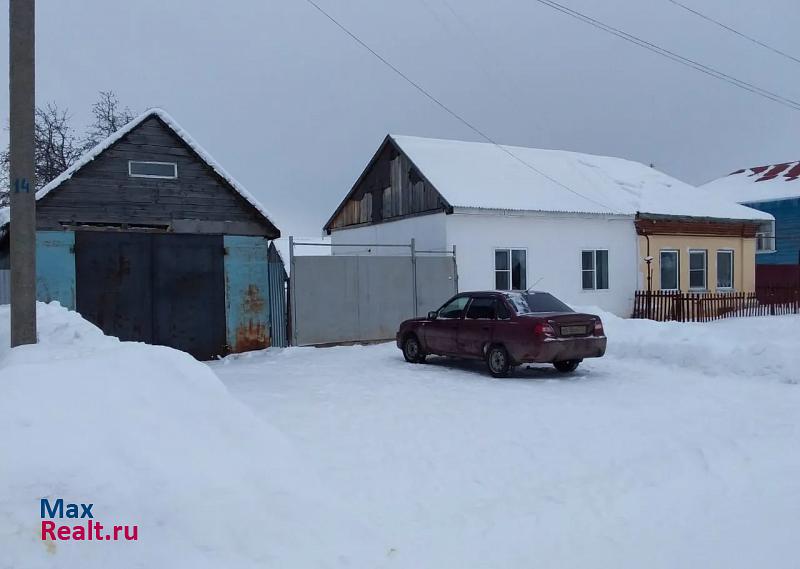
[1,0,798,235]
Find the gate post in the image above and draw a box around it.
[410,238,418,317]
[289,236,297,346]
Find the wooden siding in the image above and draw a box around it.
[326,138,448,231]
[635,216,759,238]
[744,198,800,265]
[35,116,278,237]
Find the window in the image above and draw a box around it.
[438,296,469,319]
[660,250,679,290]
[755,220,776,253]
[717,250,734,290]
[581,250,609,290]
[495,249,527,290]
[466,297,496,319]
[505,292,574,314]
[689,250,707,290]
[128,161,178,179]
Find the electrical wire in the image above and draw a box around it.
[531,0,800,111]
[666,0,800,66]
[300,0,617,211]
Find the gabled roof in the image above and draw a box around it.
[0,108,279,232]
[388,135,772,222]
[700,162,800,204]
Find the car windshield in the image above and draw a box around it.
[505,292,573,314]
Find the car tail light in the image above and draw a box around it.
[534,321,556,338]
[593,319,605,336]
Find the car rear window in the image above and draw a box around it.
[506,292,573,314]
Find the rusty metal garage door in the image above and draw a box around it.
[75,232,226,360]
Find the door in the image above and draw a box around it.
[458,296,496,357]
[153,234,226,361]
[76,232,154,343]
[425,295,468,355]
[75,232,226,360]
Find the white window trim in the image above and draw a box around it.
[659,249,680,291]
[493,247,527,291]
[581,249,609,291]
[688,249,708,291]
[128,160,178,179]
[716,249,734,291]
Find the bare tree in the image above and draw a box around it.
[1,102,83,206]
[1,91,135,207]
[85,90,135,147]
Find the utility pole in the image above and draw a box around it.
[9,0,37,346]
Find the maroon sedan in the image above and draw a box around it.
[396,291,607,377]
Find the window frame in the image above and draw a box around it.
[128,160,178,180]
[659,249,680,291]
[688,249,708,291]
[716,249,734,291]
[494,247,527,291]
[581,249,609,291]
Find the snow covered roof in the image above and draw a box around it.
[0,108,278,230]
[389,135,773,222]
[699,162,800,204]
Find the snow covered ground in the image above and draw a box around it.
[213,311,800,568]
[2,303,799,568]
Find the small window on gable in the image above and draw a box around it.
[128,161,178,179]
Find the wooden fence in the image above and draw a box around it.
[632,289,800,322]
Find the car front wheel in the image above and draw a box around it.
[486,345,512,378]
[553,359,581,373]
[402,334,426,363]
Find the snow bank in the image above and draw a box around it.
[0,303,380,568]
[576,306,800,384]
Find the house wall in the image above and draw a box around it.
[445,211,639,316]
[637,235,756,292]
[743,198,800,265]
[330,212,448,255]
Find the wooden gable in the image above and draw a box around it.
[35,115,279,237]
[324,136,450,233]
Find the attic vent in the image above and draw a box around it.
[128,160,178,179]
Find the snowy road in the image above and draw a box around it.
[211,315,800,568]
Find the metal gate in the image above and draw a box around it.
[289,239,458,346]
[75,232,226,360]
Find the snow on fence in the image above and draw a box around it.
[632,289,800,322]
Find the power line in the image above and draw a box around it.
[531,0,800,111]
[300,0,617,212]
[666,0,800,66]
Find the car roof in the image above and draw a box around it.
[461,290,548,296]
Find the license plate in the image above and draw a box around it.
[560,325,586,336]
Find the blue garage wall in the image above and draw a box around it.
[223,235,271,352]
[36,230,76,309]
[746,198,800,265]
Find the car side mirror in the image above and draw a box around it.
[427,311,438,320]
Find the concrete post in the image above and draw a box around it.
[9,0,37,346]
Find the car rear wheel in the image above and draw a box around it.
[553,359,581,373]
[486,345,511,378]
[402,334,426,363]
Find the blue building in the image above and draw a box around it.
[702,162,798,266]
[0,108,288,357]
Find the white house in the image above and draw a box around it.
[324,135,772,316]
